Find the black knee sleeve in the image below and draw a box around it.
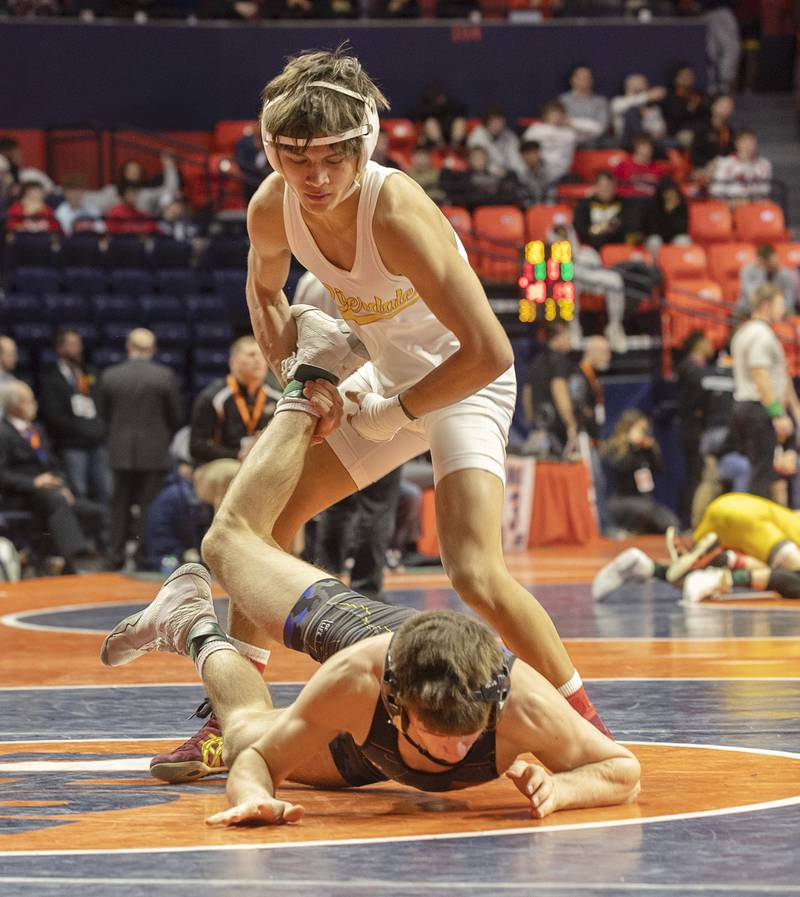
[766,569,800,599]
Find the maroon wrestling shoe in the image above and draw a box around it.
[565,686,614,740]
[150,700,226,783]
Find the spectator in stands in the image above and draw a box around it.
[522,99,603,186]
[603,409,680,534]
[0,336,19,384]
[466,106,525,178]
[158,195,200,244]
[661,64,709,143]
[371,0,419,17]
[559,65,610,143]
[517,140,548,204]
[643,176,690,255]
[573,171,631,250]
[611,74,667,143]
[54,173,104,235]
[730,283,799,500]
[709,127,772,205]
[439,146,520,207]
[234,127,270,201]
[690,93,735,170]
[39,328,112,513]
[0,136,54,194]
[412,81,468,149]
[190,336,277,512]
[6,181,60,233]
[105,182,158,235]
[371,130,403,170]
[405,146,446,203]
[83,153,180,216]
[0,380,105,575]
[735,244,798,319]
[522,321,578,457]
[702,0,741,94]
[0,154,15,208]
[99,328,182,571]
[614,133,672,197]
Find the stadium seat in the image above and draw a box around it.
[472,205,524,282]
[63,321,99,348]
[381,118,418,153]
[733,201,788,243]
[12,321,54,347]
[110,268,156,296]
[139,294,185,323]
[60,234,103,268]
[191,368,225,393]
[156,268,200,297]
[91,346,126,368]
[91,294,140,322]
[706,243,757,303]
[105,236,148,269]
[194,347,230,369]
[4,293,39,320]
[155,348,188,373]
[8,233,57,268]
[102,322,140,346]
[185,294,228,321]
[213,120,255,154]
[44,293,91,322]
[688,201,734,244]
[150,322,190,347]
[200,236,249,270]
[193,321,235,346]
[774,243,800,270]
[524,204,573,242]
[12,266,61,295]
[657,244,709,284]
[665,279,729,348]
[600,244,654,267]
[440,205,477,265]
[212,270,248,317]
[571,149,628,182]
[774,317,800,376]
[63,266,107,297]
[151,237,193,269]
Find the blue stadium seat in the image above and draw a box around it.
[151,237,192,269]
[4,294,40,321]
[91,346,126,368]
[211,270,247,318]
[110,268,156,296]
[12,266,61,295]
[139,294,185,323]
[9,233,57,268]
[60,233,103,268]
[150,321,190,347]
[39,347,58,367]
[185,294,227,321]
[156,268,199,297]
[155,348,188,372]
[63,266,107,297]
[191,368,225,393]
[44,293,92,322]
[200,236,249,270]
[12,321,53,346]
[194,347,229,369]
[193,321,234,346]
[91,294,141,323]
[102,322,139,347]
[105,236,148,269]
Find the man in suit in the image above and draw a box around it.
[99,328,182,571]
[39,328,112,510]
[0,380,104,574]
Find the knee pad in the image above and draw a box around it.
[769,540,800,571]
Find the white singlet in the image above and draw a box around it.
[283,160,516,489]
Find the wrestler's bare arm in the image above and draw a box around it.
[207,648,378,827]
[373,174,515,419]
[246,174,297,384]
[498,663,640,818]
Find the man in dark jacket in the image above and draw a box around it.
[0,380,104,573]
[39,328,112,509]
[99,328,182,570]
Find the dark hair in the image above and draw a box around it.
[0,137,19,153]
[680,330,707,356]
[544,320,569,344]
[541,99,566,118]
[735,127,757,141]
[18,180,44,199]
[483,105,506,123]
[520,139,541,153]
[631,132,653,148]
[55,327,80,349]
[595,170,616,183]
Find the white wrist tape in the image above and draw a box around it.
[349,393,409,443]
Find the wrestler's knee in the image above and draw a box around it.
[770,541,800,571]
[201,509,249,569]
[445,555,504,616]
[221,708,268,768]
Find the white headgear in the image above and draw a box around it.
[261,80,380,179]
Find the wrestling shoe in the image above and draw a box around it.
[591,548,655,600]
[281,304,370,386]
[100,563,216,667]
[150,699,226,783]
[665,531,721,584]
[682,567,732,603]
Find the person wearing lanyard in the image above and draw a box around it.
[190,336,280,513]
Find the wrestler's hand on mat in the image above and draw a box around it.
[304,379,344,445]
[506,760,558,819]
[206,796,305,827]
[345,391,411,443]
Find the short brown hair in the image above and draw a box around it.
[260,46,389,158]
[750,282,783,311]
[391,611,504,735]
[229,335,258,357]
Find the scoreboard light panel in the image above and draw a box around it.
[518,240,575,323]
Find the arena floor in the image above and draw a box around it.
[1,537,799,896]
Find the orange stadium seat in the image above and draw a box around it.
[706,243,757,303]
[658,244,709,284]
[524,204,573,242]
[213,120,255,153]
[775,243,800,270]
[733,201,788,243]
[774,317,800,376]
[600,244,654,267]
[688,201,734,244]
[571,149,628,182]
[473,205,524,282]
[666,279,729,348]
[440,205,478,267]
[381,118,418,153]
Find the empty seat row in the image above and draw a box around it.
[6,319,234,349]
[2,292,233,324]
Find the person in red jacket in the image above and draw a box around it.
[6,181,60,233]
[614,134,672,197]
[105,182,158,236]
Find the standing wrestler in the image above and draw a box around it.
[152,47,611,781]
